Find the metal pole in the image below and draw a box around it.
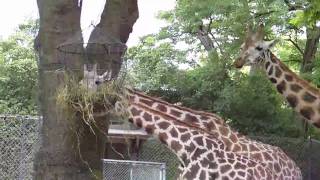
[161,164,166,180]
[130,163,133,180]
[308,136,312,180]
[18,116,27,180]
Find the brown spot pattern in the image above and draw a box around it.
[181,133,191,142]
[194,136,204,146]
[135,118,142,128]
[157,121,170,129]
[290,84,302,92]
[145,125,154,134]
[229,134,238,143]
[170,127,178,138]
[219,126,229,136]
[276,80,286,94]
[185,113,198,123]
[143,112,152,121]
[178,127,188,133]
[275,66,282,78]
[285,74,293,81]
[131,107,142,116]
[303,92,317,103]
[140,98,153,106]
[286,95,298,108]
[268,66,274,76]
[265,62,270,69]
[220,164,232,174]
[234,162,246,169]
[171,140,182,152]
[300,107,314,120]
[269,77,277,84]
[170,109,182,117]
[156,104,167,112]
[159,133,168,145]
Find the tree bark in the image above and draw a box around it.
[300,26,320,73]
[89,0,138,77]
[34,0,138,179]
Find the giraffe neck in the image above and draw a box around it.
[127,102,224,167]
[118,89,301,179]
[126,102,274,179]
[126,88,246,148]
[263,51,320,127]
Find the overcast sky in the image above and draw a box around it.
[0,0,175,47]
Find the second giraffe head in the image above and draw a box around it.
[234,24,278,68]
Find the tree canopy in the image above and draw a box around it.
[0,19,38,115]
[126,0,320,138]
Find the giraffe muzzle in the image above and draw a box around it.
[234,57,245,68]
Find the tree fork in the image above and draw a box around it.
[34,0,138,179]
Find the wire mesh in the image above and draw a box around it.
[103,159,166,180]
[137,137,320,180]
[1,113,320,180]
[0,115,40,180]
[137,138,179,180]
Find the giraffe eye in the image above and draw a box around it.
[255,46,263,51]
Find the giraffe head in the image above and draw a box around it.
[234,24,278,68]
[80,64,113,91]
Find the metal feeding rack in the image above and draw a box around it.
[56,25,128,82]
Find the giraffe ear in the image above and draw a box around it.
[245,24,253,38]
[263,40,278,49]
[255,24,264,40]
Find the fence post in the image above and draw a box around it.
[308,137,312,180]
[161,163,166,180]
[129,162,133,180]
[18,116,26,180]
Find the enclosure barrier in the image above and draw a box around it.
[1,115,320,180]
[103,159,166,180]
[0,115,40,180]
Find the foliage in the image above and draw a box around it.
[126,35,187,91]
[215,71,303,136]
[0,19,38,115]
[126,0,320,138]
[289,0,320,27]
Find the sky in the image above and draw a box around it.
[0,0,175,47]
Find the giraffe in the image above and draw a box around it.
[84,64,302,179]
[234,24,320,129]
[79,67,276,179]
[113,97,275,179]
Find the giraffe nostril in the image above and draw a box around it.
[234,58,244,68]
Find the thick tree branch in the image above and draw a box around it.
[197,24,215,51]
[285,38,304,55]
[283,0,304,11]
[282,59,302,63]
[253,10,276,18]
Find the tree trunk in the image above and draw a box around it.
[33,0,138,179]
[300,26,320,73]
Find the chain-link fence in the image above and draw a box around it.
[250,136,320,180]
[136,136,320,180]
[0,115,40,180]
[103,159,166,180]
[1,114,320,180]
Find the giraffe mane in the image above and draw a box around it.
[133,102,223,137]
[270,53,320,96]
[128,88,226,124]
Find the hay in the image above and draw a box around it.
[56,74,129,130]
[55,73,130,179]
